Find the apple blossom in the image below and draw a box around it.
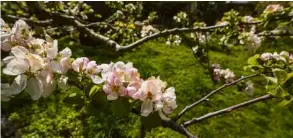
[134,77,166,116]
[85,61,104,84]
[264,4,284,14]
[102,62,142,100]
[244,81,254,96]
[158,87,178,120]
[140,25,158,37]
[213,66,235,83]
[260,53,273,61]
[52,47,72,74]
[72,57,90,72]
[243,16,253,23]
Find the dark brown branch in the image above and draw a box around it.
[182,94,273,127]
[173,73,260,121]
[131,108,197,138]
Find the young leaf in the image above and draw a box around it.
[141,112,162,132]
[89,85,101,98]
[110,98,131,117]
[247,54,260,65]
[272,68,288,84]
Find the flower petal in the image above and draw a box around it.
[11,46,28,59]
[91,75,104,84]
[107,92,118,100]
[10,74,27,94]
[59,47,72,57]
[158,110,171,121]
[27,77,43,100]
[42,80,56,98]
[141,99,153,116]
[3,58,29,75]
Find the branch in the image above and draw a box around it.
[173,73,260,121]
[258,31,293,37]
[182,94,273,127]
[131,108,197,138]
[4,15,52,26]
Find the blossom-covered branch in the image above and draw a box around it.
[173,73,259,121]
[182,94,273,127]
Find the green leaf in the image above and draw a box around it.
[278,97,293,106]
[268,86,289,97]
[89,85,101,98]
[264,76,278,84]
[247,54,260,65]
[244,65,264,72]
[141,112,162,132]
[69,93,77,97]
[110,98,131,117]
[272,69,288,84]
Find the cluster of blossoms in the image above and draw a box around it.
[166,35,182,45]
[260,51,292,63]
[140,25,158,37]
[173,11,188,23]
[243,16,254,23]
[1,19,72,100]
[1,19,177,120]
[263,4,284,14]
[93,62,177,120]
[239,23,262,53]
[212,64,236,83]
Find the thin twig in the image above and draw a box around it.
[182,94,273,127]
[5,15,52,26]
[173,73,260,121]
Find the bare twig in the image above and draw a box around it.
[182,94,273,127]
[4,15,52,26]
[173,73,260,121]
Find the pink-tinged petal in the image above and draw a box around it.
[158,110,170,121]
[91,75,104,84]
[103,84,111,94]
[86,61,100,74]
[141,99,153,116]
[72,57,89,72]
[26,54,44,72]
[27,77,43,100]
[113,77,122,86]
[131,89,143,100]
[107,92,118,100]
[127,86,137,97]
[60,57,71,73]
